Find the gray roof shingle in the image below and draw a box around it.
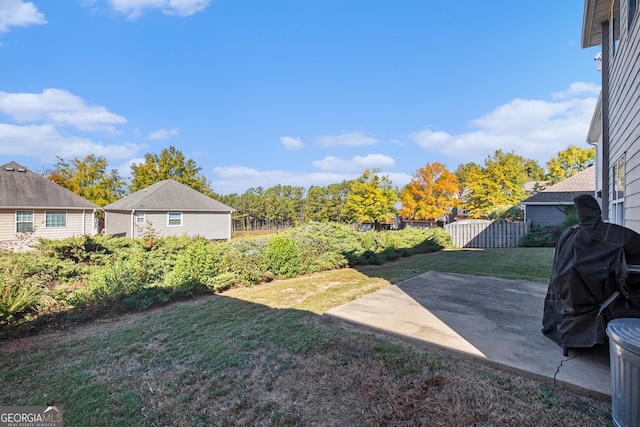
[0,161,98,209]
[521,166,595,205]
[103,179,234,212]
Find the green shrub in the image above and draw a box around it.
[279,223,351,272]
[263,235,302,278]
[520,206,578,248]
[0,251,51,327]
[560,205,579,229]
[165,239,222,292]
[38,235,112,264]
[1,280,44,325]
[219,240,273,286]
[209,272,240,292]
[520,225,562,247]
[69,255,148,310]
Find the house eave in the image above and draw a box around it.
[104,208,235,213]
[520,202,577,206]
[587,93,603,143]
[582,0,619,48]
[0,206,96,210]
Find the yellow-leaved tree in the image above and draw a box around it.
[346,169,399,230]
[546,145,595,184]
[47,154,126,208]
[400,162,460,220]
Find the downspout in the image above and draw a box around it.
[131,210,136,238]
[601,20,610,221]
[588,142,599,199]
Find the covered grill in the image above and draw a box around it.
[542,195,640,355]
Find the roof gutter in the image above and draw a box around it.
[600,19,610,221]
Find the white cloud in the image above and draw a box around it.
[212,165,262,179]
[552,81,601,99]
[280,136,304,151]
[0,88,127,132]
[315,131,378,147]
[312,156,354,172]
[410,84,598,166]
[211,166,353,195]
[106,0,212,18]
[0,123,141,162]
[0,0,46,33]
[313,154,395,172]
[149,127,180,140]
[115,157,144,179]
[385,172,412,189]
[353,154,396,169]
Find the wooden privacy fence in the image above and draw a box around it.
[444,220,529,248]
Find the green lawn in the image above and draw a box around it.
[357,247,555,285]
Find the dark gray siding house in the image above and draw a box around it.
[0,161,98,247]
[103,179,235,240]
[520,166,596,226]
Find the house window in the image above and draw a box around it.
[135,212,146,224]
[45,211,67,228]
[16,210,34,233]
[612,156,625,225]
[630,0,638,30]
[168,212,182,226]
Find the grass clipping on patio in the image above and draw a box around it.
[0,250,611,426]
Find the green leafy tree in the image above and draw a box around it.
[524,159,546,181]
[304,181,351,222]
[47,155,126,207]
[400,162,460,220]
[238,187,266,230]
[129,146,216,197]
[346,169,399,229]
[455,162,481,186]
[546,145,595,184]
[264,185,304,228]
[455,162,481,197]
[463,150,529,218]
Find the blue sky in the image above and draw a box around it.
[0,0,602,195]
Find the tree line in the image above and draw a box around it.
[45,144,594,230]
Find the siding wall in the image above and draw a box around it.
[609,0,640,232]
[0,209,95,243]
[105,210,231,240]
[104,211,132,236]
[525,205,570,226]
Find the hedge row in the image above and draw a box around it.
[0,223,451,337]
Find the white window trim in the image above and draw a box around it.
[135,212,146,224]
[611,156,625,225]
[16,210,34,233]
[45,210,67,228]
[168,212,183,226]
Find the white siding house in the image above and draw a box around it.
[583,0,640,232]
[0,161,98,248]
[103,179,235,241]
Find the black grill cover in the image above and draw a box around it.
[542,195,640,349]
